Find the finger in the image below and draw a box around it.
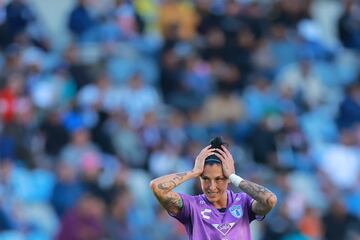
[200,145,211,154]
[203,149,217,158]
[200,148,215,156]
[215,148,228,159]
[207,148,217,153]
[204,148,217,153]
[213,152,226,162]
[220,145,232,158]
[214,154,230,173]
[222,146,233,159]
[198,149,216,162]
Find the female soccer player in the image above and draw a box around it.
[150,137,277,239]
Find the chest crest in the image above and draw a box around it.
[229,205,243,218]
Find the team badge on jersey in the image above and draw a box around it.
[229,205,243,218]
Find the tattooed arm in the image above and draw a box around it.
[215,146,277,216]
[150,171,199,215]
[150,145,216,215]
[239,180,277,215]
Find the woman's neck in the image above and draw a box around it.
[213,191,228,209]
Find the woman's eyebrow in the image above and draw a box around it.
[201,175,224,179]
[215,176,226,179]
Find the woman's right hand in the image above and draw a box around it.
[192,145,216,176]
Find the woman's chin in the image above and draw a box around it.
[206,194,219,201]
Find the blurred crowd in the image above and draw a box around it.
[0,0,360,239]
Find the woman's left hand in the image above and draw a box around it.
[213,145,235,178]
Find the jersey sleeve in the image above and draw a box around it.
[169,193,193,224]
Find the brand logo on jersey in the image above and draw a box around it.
[199,200,205,205]
[211,222,235,235]
[201,208,211,219]
[229,205,243,218]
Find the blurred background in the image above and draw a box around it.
[0,0,359,239]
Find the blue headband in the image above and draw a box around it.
[205,155,221,165]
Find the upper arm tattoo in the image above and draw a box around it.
[157,191,183,216]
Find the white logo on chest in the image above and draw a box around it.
[200,209,211,219]
[212,222,235,236]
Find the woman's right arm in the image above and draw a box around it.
[150,145,215,215]
[150,170,199,215]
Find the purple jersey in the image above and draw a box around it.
[171,190,262,240]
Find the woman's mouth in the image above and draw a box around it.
[207,192,218,197]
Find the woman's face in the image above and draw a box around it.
[200,163,229,205]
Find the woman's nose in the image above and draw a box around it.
[209,181,217,190]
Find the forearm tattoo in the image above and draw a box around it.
[239,180,275,207]
[157,180,176,191]
[156,172,187,192]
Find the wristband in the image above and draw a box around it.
[229,174,244,187]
